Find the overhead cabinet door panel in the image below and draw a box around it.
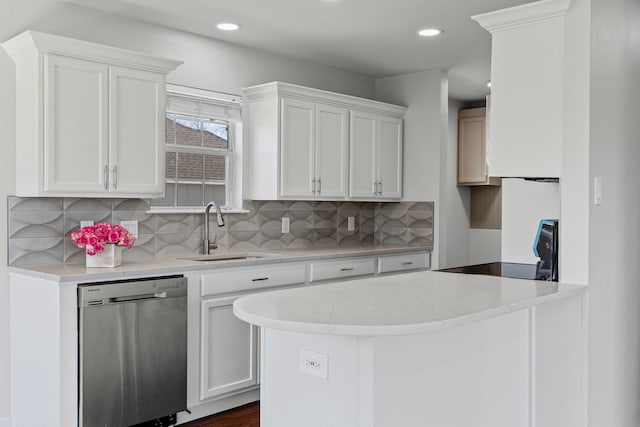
[315,104,348,198]
[45,55,108,193]
[378,116,403,198]
[109,66,165,195]
[349,110,377,198]
[458,111,487,184]
[280,97,315,197]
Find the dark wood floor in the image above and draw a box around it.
[181,402,260,427]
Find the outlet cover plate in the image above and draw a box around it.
[282,217,290,234]
[120,220,139,238]
[300,349,328,379]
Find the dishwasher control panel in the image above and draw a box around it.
[78,275,187,307]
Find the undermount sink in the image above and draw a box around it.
[180,252,282,262]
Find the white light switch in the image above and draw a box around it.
[282,217,290,234]
[80,220,94,228]
[120,220,139,238]
[594,176,602,206]
[347,216,355,232]
[300,349,328,379]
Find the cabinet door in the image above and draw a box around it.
[109,66,165,196]
[458,110,487,184]
[377,115,403,199]
[200,295,258,400]
[349,110,377,198]
[44,55,109,193]
[280,97,315,198]
[315,103,348,198]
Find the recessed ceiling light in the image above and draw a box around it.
[487,81,492,88]
[217,22,242,31]
[418,28,443,37]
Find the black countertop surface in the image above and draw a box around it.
[438,262,538,280]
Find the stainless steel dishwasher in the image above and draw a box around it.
[78,275,187,427]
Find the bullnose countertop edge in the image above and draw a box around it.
[233,271,588,336]
[8,244,431,282]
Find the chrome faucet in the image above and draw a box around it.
[203,201,225,254]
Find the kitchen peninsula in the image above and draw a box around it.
[234,272,587,427]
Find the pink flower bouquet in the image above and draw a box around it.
[71,223,136,256]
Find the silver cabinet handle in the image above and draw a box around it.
[251,277,269,282]
[378,180,382,196]
[317,177,321,195]
[112,165,118,189]
[340,267,354,272]
[312,178,316,195]
[402,261,414,266]
[103,165,109,190]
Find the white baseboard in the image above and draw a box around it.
[0,417,12,427]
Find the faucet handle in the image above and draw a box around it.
[216,205,225,227]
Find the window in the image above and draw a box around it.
[151,85,242,212]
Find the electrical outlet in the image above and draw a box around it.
[120,220,139,238]
[282,217,290,234]
[299,349,328,379]
[594,176,602,206]
[80,220,94,228]
[347,216,355,232]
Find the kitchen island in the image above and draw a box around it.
[234,271,588,427]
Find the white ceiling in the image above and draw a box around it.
[59,0,533,101]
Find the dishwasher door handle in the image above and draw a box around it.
[110,292,167,303]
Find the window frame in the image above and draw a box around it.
[149,84,246,214]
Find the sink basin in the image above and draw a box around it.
[180,252,282,262]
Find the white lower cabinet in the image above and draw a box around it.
[378,252,431,274]
[309,257,375,282]
[194,264,307,404]
[187,251,430,420]
[200,295,258,400]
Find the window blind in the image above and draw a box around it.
[166,84,241,121]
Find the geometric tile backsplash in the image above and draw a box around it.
[7,196,434,266]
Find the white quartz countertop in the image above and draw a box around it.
[233,271,587,336]
[8,244,429,282]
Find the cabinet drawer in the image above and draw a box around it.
[309,257,375,282]
[378,252,430,274]
[201,264,306,296]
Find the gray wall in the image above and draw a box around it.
[375,69,451,268]
[443,99,471,268]
[588,0,640,424]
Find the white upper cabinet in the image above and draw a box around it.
[315,103,349,198]
[2,30,181,197]
[243,81,405,201]
[349,110,377,198]
[473,0,571,178]
[45,55,109,193]
[280,97,317,198]
[280,97,350,199]
[109,66,166,195]
[349,111,403,199]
